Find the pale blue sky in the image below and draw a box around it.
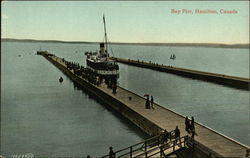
[2,1,249,44]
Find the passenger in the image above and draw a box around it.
[163,129,169,143]
[150,96,154,109]
[191,117,195,131]
[106,80,111,88]
[97,78,101,86]
[245,149,250,157]
[174,126,181,146]
[159,130,165,145]
[185,116,191,133]
[191,130,195,139]
[191,116,196,138]
[145,96,150,109]
[109,146,115,158]
[112,84,117,94]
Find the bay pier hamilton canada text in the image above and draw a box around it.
[171,9,238,14]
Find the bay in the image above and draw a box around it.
[1,41,249,157]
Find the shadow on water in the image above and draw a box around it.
[72,80,150,140]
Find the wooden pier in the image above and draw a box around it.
[40,52,249,158]
[110,57,250,90]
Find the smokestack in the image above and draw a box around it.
[100,43,105,54]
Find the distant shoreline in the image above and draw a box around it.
[1,38,249,49]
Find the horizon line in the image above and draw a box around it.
[1,38,249,47]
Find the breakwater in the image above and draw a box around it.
[110,57,250,90]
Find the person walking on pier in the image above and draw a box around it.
[112,84,117,94]
[245,149,250,157]
[159,130,165,145]
[163,129,169,143]
[109,146,115,158]
[150,96,154,109]
[185,116,191,133]
[145,96,150,109]
[174,126,181,146]
[191,116,196,138]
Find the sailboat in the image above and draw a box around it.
[85,15,119,81]
[172,54,176,60]
[170,54,176,60]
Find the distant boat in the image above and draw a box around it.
[170,54,176,60]
[18,55,21,57]
[173,54,176,60]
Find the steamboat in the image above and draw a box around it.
[85,15,119,84]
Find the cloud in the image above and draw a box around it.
[2,14,8,19]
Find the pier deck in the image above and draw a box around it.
[41,53,249,157]
[99,83,248,157]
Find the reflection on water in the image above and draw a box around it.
[1,42,249,158]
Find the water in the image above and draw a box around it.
[1,41,249,157]
[1,42,148,157]
[111,44,249,78]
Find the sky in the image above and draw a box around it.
[1,1,249,44]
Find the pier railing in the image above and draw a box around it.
[133,136,188,158]
[100,130,189,158]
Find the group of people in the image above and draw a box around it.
[159,129,170,144]
[159,117,196,148]
[158,127,182,147]
[159,122,195,148]
[63,58,118,89]
[145,95,154,109]
[65,60,82,71]
[185,116,196,138]
[97,118,196,158]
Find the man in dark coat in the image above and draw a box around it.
[174,126,181,146]
[109,146,115,158]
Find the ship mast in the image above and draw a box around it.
[103,14,108,55]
